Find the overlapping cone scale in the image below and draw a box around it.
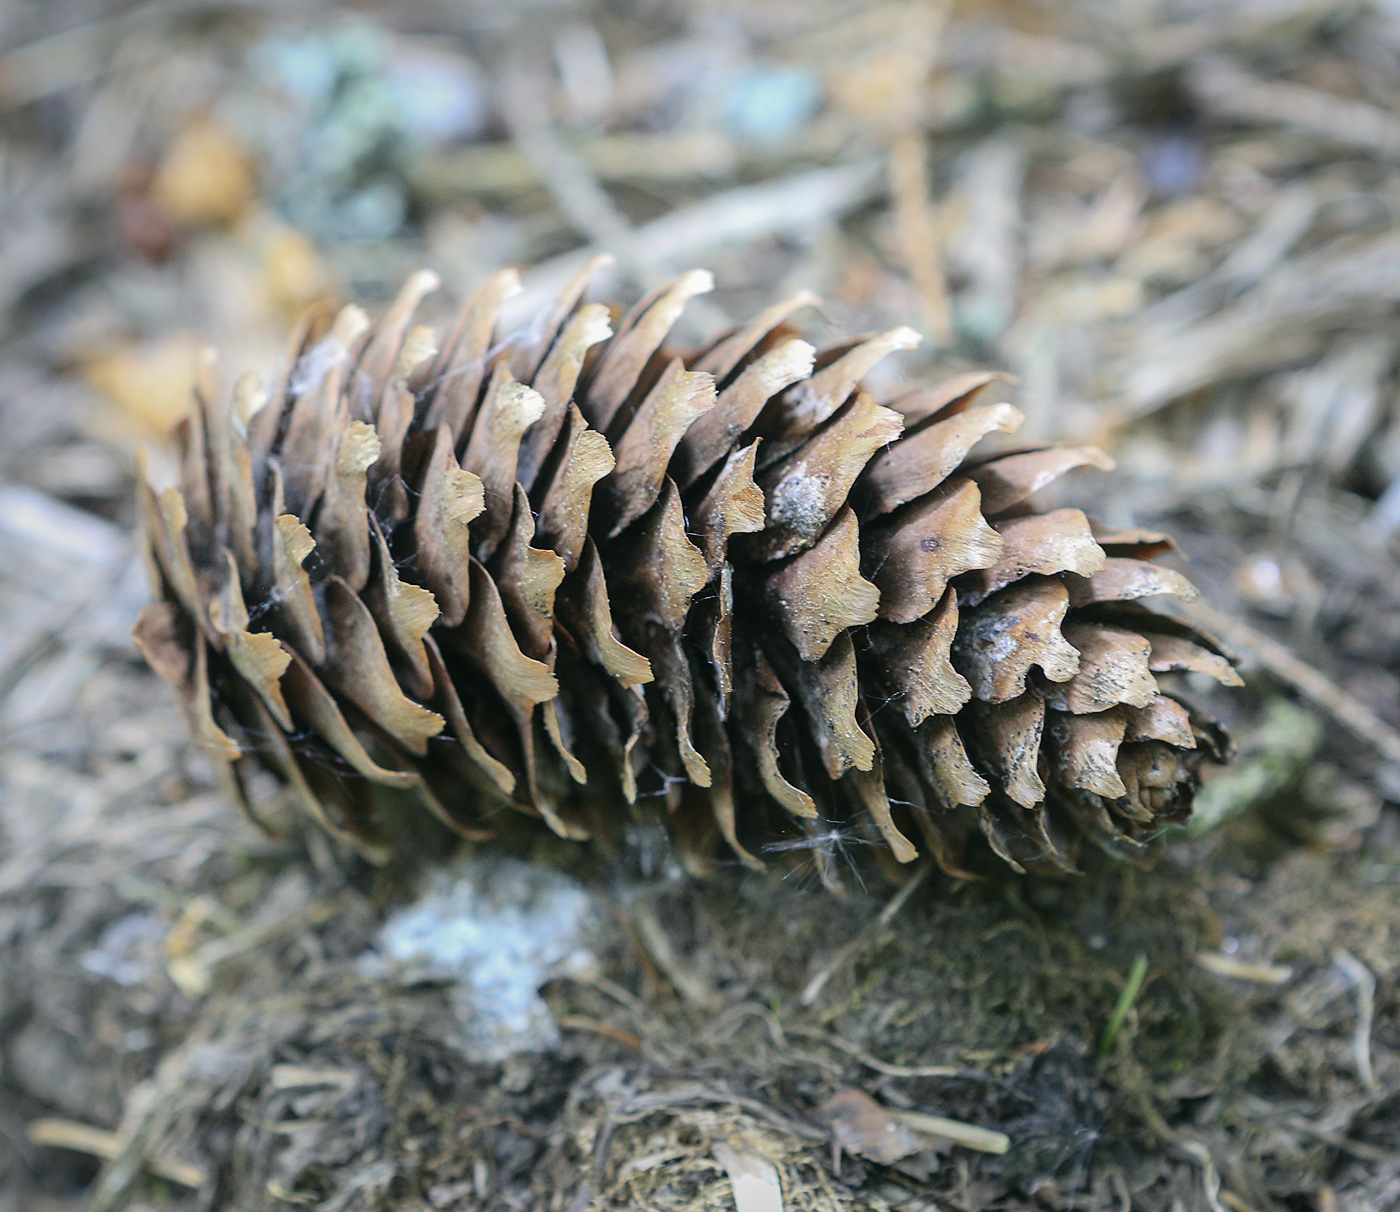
[134,264,1238,885]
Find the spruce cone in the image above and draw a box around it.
[133,263,1239,885]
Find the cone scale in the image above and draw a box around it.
[134,263,1238,887]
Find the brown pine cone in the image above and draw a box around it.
[133,263,1238,887]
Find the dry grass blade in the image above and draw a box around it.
[1189,56,1400,158]
[801,863,930,1006]
[783,1025,970,1079]
[505,162,882,326]
[1195,953,1293,986]
[889,1109,1010,1156]
[26,1119,205,1189]
[1333,949,1378,1093]
[889,131,952,344]
[629,899,719,1011]
[500,54,638,274]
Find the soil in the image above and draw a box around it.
[2,2,1400,1209]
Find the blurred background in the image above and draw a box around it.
[8,0,1400,705]
[9,0,1400,515]
[4,1,1400,1210]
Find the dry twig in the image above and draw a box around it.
[1182,599,1400,768]
[26,1119,204,1189]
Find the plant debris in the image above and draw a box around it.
[2,1,1400,1210]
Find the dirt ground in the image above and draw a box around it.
[2,1,1400,1210]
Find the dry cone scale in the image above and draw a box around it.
[134,262,1240,890]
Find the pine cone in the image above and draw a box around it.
[133,263,1239,885]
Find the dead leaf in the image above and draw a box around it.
[816,1088,924,1165]
[711,1140,783,1212]
[152,119,256,227]
[84,336,201,439]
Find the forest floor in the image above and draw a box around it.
[2,1,1400,1209]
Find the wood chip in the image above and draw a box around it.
[711,1141,784,1212]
